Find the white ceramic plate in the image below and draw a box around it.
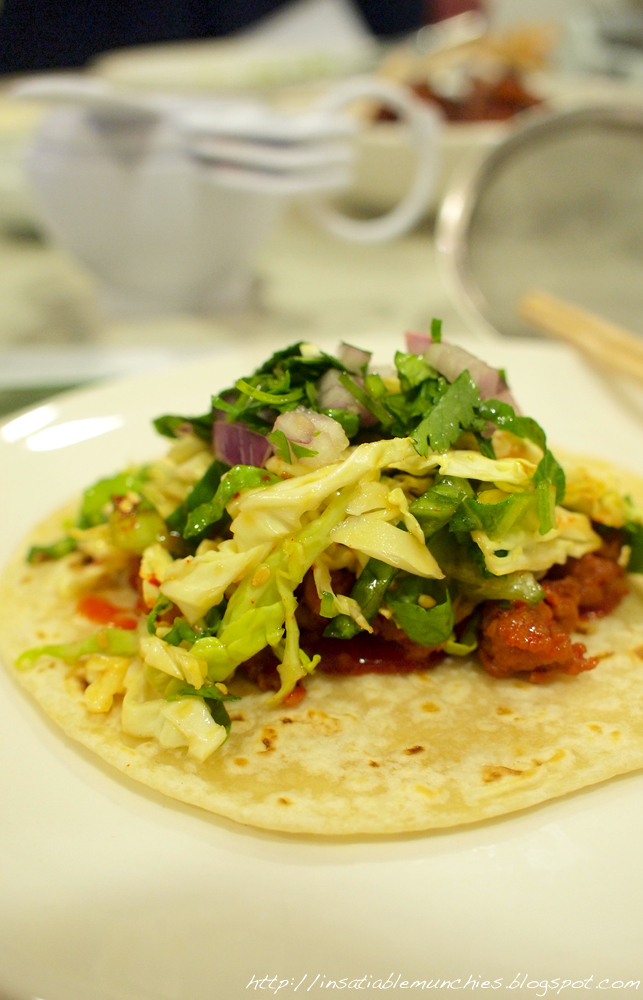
[2,331,643,1000]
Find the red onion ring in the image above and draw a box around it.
[213,421,271,468]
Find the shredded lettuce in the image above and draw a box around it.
[428,527,544,605]
[166,681,240,735]
[212,488,354,688]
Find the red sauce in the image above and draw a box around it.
[308,635,444,675]
[376,71,541,125]
[282,684,306,707]
[76,594,138,630]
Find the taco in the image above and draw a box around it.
[2,327,643,835]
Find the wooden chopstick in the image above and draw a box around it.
[517,289,643,386]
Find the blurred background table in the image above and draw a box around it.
[0,204,460,418]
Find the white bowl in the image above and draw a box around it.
[348,117,507,217]
[344,70,643,219]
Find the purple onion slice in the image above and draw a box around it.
[424,342,520,411]
[317,368,377,427]
[213,421,271,468]
[405,331,432,355]
[337,342,372,374]
[272,407,349,468]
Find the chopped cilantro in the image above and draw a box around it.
[268,429,317,464]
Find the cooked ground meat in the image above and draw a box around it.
[478,599,597,683]
[239,567,444,690]
[478,528,628,682]
[297,568,443,674]
[240,527,629,690]
[545,530,629,618]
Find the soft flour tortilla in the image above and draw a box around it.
[2,457,643,835]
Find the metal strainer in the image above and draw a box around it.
[436,103,643,339]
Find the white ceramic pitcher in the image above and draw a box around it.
[16,76,441,316]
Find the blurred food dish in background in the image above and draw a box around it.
[377,19,555,123]
[349,18,560,216]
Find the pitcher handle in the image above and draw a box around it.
[308,76,441,243]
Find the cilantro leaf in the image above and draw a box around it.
[477,399,546,451]
[267,430,317,464]
[386,576,454,647]
[624,521,643,573]
[409,479,473,537]
[449,491,536,540]
[412,370,480,455]
[319,408,360,438]
[147,595,173,635]
[166,459,229,537]
[267,429,291,462]
[394,351,438,392]
[154,413,213,442]
[27,536,77,563]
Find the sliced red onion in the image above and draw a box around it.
[493,385,520,411]
[318,368,356,411]
[424,342,520,411]
[273,407,317,447]
[405,331,432,355]
[317,368,377,427]
[212,390,238,422]
[337,342,372,374]
[213,421,271,468]
[272,407,349,469]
